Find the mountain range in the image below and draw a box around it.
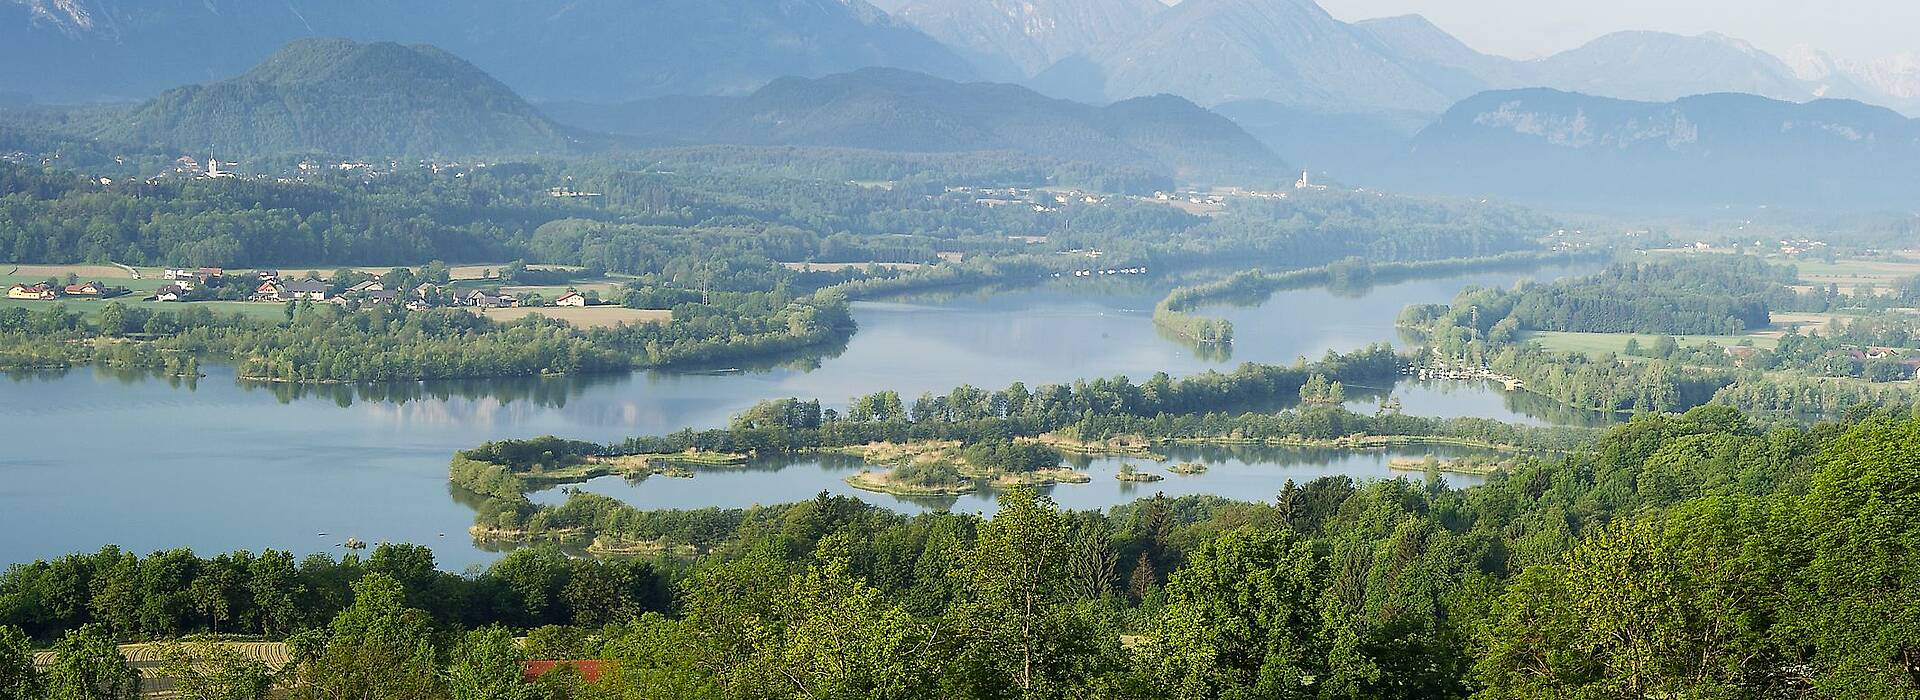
[97,39,575,159]
[0,0,973,103]
[546,68,1289,185]
[8,0,1917,124]
[5,0,1918,212]
[896,0,1920,122]
[1394,89,1920,211]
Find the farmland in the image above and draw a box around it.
[476,306,671,329]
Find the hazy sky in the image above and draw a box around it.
[1313,0,1920,62]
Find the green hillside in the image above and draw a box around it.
[99,38,576,159]
[548,68,1290,187]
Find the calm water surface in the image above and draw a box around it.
[531,443,1499,519]
[0,263,1597,568]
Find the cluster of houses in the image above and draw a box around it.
[6,280,116,301]
[945,185,1113,214]
[147,266,597,311]
[247,273,445,310]
[167,154,238,180]
[152,267,262,302]
[1151,191,1228,206]
[1059,266,1149,278]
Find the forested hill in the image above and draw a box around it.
[544,68,1291,187]
[1397,88,1920,211]
[95,39,576,160]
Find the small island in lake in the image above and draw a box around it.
[1116,464,1164,482]
[1388,455,1511,476]
[840,439,1088,496]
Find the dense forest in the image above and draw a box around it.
[1400,256,1794,339]
[1,155,1548,276]
[0,289,852,381]
[7,405,1920,698]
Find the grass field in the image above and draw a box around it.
[4,263,142,279]
[1639,252,1920,295]
[1757,312,1847,337]
[477,306,670,328]
[2,264,178,293]
[33,641,291,698]
[1789,259,1920,287]
[1523,331,1779,356]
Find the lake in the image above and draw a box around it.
[0,262,1597,569]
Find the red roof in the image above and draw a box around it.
[523,660,610,683]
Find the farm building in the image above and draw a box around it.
[63,281,108,296]
[6,283,56,300]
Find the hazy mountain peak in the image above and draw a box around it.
[1859,52,1920,100]
[1049,0,1459,115]
[1783,44,1838,81]
[1353,14,1449,39]
[1530,29,1811,104]
[892,0,1165,77]
[1404,86,1920,211]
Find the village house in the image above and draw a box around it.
[164,268,197,281]
[554,291,588,307]
[154,284,187,302]
[461,290,517,308]
[197,267,225,281]
[5,283,56,300]
[256,269,280,281]
[62,281,108,297]
[346,280,384,294]
[252,280,286,301]
[282,278,331,301]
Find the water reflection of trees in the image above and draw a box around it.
[881,276,1165,309]
[225,331,853,410]
[239,373,628,409]
[1154,322,1233,362]
[1061,443,1502,471]
[70,362,201,389]
[1501,388,1625,428]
